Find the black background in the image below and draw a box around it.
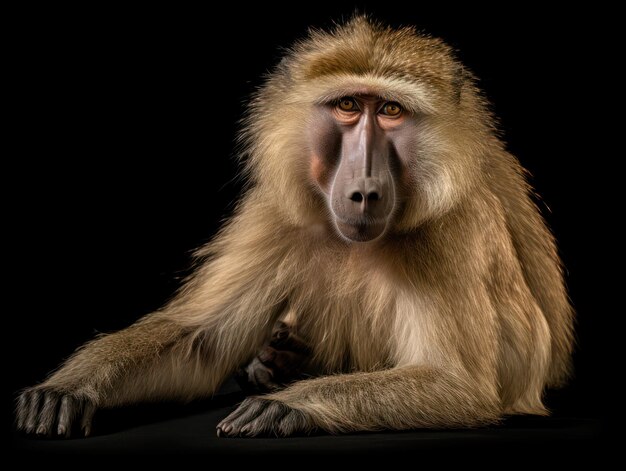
[6,2,609,456]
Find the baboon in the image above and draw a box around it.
[16,16,574,438]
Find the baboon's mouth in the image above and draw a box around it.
[334,218,387,242]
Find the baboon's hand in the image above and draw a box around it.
[16,386,96,438]
[236,321,311,392]
[216,397,316,437]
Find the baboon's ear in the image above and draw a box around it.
[452,64,468,105]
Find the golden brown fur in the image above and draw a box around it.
[17,16,573,437]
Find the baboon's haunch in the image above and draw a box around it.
[17,17,573,438]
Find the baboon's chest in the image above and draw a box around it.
[288,270,397,374]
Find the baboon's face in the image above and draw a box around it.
[309,93,415,242]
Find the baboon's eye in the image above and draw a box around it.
[337,97,358,112]
[380,102,402,117]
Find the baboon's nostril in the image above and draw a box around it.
[350,192,364,203]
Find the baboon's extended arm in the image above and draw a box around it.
[217,366,500,436]
[17,318,187,436]
[17,215,291,437]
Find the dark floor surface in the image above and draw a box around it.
[9,379,605,463]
